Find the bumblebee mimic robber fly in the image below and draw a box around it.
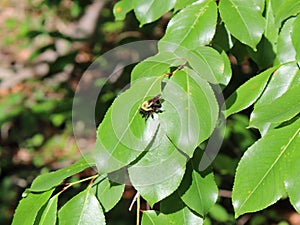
[139,95,163,120]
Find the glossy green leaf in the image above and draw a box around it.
[160,69,218,157]
[94,77,162,173]
[285,129,300,213]
[29,158,92,192]
[142,208,203,225]
[251,0,265,13]
[232,118,300,217]
[128,126,186,206]
[250,83,300,128]
[58,188,106,225]
[225,66,279,117]
[131,52,185,82]
[219,0,265,50]
[292,15,300,61]
[159,0,217,51]
[265,0,278,49]
[133,0,176,26]
[251,62,300,134]
[270,0,284,14]
[255,63,300,108]
[275,0,300,27]
[276,18,296,63]
[174,0,196,12]
[12,189,54,225]
[38,195,58,225]
[187,46,225,84]
[181,171,218,216]
[220,51,232,86]
[113,0,133,21]
[95,178,125,212]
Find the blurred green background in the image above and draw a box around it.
[0,1,298,225]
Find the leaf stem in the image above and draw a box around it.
[60,174,99,194]
[137,193,140,225]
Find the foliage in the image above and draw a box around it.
[9,0,300,224]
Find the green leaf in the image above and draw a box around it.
[220,51,232,86]
[29,158,92,192]
[225,66,279,117]
[275,0,300,27]
[131,52,185,82]
[38,195,58,225]
[133,0,176,26]
[251,62,300,134]
[255,63,300,108]
[58,188,106,225]
[94,77,162,173]
[219,0,265,50]
[265,0,278,49]
[141,208,203,225]
[250,83,300,128]
[276,17,296,63]
[160,69,218,157]
[12,189,54,225]
[251,0,265,13]
[292,15,300,61]
[285,127,300,213]
[247,36,276,69]
[128,126,186,206]
[181,171,218,216]
[113,0,133,20]
[187,46,225,84]
[95,178,125,212]
[174,0,196,12]
[208,204,231,222]
[159,0,217,51]
[212,22,235,52]
[232,118,300,217]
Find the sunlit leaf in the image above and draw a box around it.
[265,0,278,49]
[250,62,300,133]
[225,66,279,117]
[38,195,58,225]
[187,46,225,84]
[174,0,197,12]
[131,52,185,82]
[220,51,232,86]
[291,15,300,61]
[95,178,125,212]
[160,69,218,157]
[113,0,133,20]
[219,0,265,50]
[29,158,93,192]
[233,118,300,217]
[133,0,176,26]
[128,126,186,206]
[94,77,162,173]
[181,171,218,216]
[12,190,54,225]
[58,188,106,225]
[250,83,300,128]
[141,208,203,225]
[159,0,217,51]
[274,0,300,27]
[276,17,296,63]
